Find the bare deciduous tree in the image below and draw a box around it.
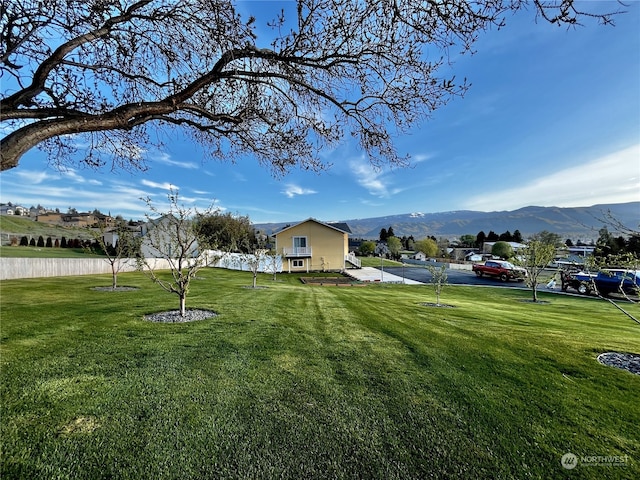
[512,237,557,302]
[426,264,448,306]
[239,249,269,288]
[1,1,621,172]
[138,190,218,316]
[89,222,141,289]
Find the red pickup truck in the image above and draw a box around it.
[472,260,527,282]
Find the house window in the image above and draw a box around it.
[293,236,307,249]
[292,260,304,267]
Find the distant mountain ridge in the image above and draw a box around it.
[255,202,639,242]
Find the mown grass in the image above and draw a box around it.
[1,269,638,479]
[0,246,105,258]
[0,215,92,242]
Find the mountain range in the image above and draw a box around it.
[255,202,639,242]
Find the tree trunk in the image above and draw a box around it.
[253,273,257,288]
[532,286,538,302]
[111,263,118,289]
[179,295,186,317]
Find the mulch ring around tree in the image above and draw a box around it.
[91,286,139,292]
[144,309,217,323]
[597,352,640,375]
[420,302,456,308]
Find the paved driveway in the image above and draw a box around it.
[372,266,533,289]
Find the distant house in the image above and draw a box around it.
[413,251,428,261]
[139,214,198,259]
[465,252,484,262]
[36,212,107,227]
[274,218,360,272]
[0,204,27,216]
[482,241,526,254]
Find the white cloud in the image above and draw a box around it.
[141,179,177,190]
[282,183,317,198]
[11,170,55,185]
[154,152,198,169]
[349,158,391,197]
[463,144,640,211]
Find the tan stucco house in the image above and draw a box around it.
[274,218,360,272]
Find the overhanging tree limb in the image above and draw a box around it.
[1,0,624,172]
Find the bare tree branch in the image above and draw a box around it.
[1,0,624,172]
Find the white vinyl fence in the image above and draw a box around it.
[0,258,170,280]
[1,252,282,280]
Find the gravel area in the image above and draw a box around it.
[597,352,640,375]
[144,309,217,323]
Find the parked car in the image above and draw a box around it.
[561,269,640,297]
[560,270,596,295]
[472,260,527,282]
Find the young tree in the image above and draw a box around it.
[1,1,619,172]
[138,190,219,317]
[426,264,448,307]
[239,249,269,288]
[265,253,282,282]
[513,236,557,302]
[89,224,141,289]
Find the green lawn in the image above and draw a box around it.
[0,215,92,243]
[1,269,638,479]
[0,246,105,258]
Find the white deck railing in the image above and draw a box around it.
[345,253,361,268]
[283,247,312,257]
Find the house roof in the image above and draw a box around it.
[274,218,352,236]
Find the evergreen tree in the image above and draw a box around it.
[379,228,388,242]
[499,230,512,241]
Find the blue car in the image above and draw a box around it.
[561,269,640,297]
[593,269,640,297]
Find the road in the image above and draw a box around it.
[380,265,533,289]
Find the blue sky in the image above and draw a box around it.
[1,1,639,224]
